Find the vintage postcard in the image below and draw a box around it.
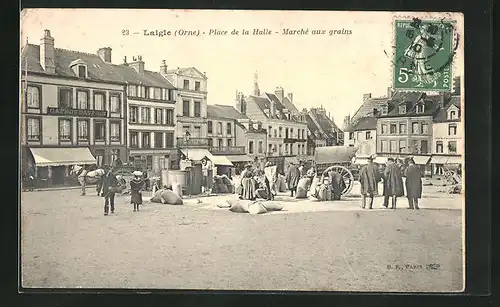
[19,9,464,292]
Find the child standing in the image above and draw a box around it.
[130,171,145,212]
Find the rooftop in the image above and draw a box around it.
[344,116,378,132]
[207,104,248,120]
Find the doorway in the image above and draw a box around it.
[52,166,66,185]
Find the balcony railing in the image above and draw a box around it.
[209,146,246,155]
[176,137,209,148]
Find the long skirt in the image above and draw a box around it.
[241,178,256,200]
[130,190,143,205]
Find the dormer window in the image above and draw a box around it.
[69,59,88,79]
[449,110,457,120]
[416,103,425,114]
[78,65,87,78]
[381,105,388,116]
[399,105,406,114]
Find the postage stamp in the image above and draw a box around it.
[393,18,458,91]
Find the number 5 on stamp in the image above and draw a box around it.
[393,18,455,91]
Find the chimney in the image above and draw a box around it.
[270,100,276,117]
[287,93,293,102]
[160,60,168,75]
[363,93,372,101]
[97,47,112,63]
[238,92,246,115]
[274,87,284,102]
[40,29,55,74]
[122,56,128,66]
[130,55,145,74]
[387,87,393,98]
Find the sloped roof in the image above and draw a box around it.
[309,108,341,138]
[381,92,440,117]
[345,116,377,132]
[350,97,389,124]
[282,96,299,113]
[166,66,207,79]
[433,95,462,123]
[234,121,267,134]
[21,44,175,88]
[207,104,248,120]
[305,114,322,139]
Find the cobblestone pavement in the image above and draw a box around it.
[20,182,463,291]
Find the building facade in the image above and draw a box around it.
[207,105,240,154]
[163,67,208,149]
[307,107,343,146]
[116,57,178,174]
[21,30,127,186]
[344,116,377,160]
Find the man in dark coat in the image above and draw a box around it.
[383,158,404,209]
[405,158,422,209]
[328,169,345,200]
[102,166,119,216]
[359,157,380,209]
[285,163,301,197]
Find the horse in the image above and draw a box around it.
[70,165,106,196]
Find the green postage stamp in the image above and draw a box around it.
[393,18,458,91]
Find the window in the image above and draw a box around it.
[208,121,213,133]
[26,85,40,108]
[94,92,105,110]
[139,86,146,98]
[146,156,153,170]
[168,89,174,101]
[448,124,457,136]
[129,106,138,123]
[399,105,406,114]
[218,139,223,147]
[449,110,457,120]
[249,141,254,154]
[94,121,105,141]
[421,140,428,153]
[302,130,305,139]
[183,80,190,90]
[365,131,372,139]
[421,123,429,134]
[380,106,388,116]
[349,132,354,140]
[390,140,397,153]
[412,140,420,153]
[302,145,306,155]
[356,131,362,140]
[381,140,388,152]
[183,100,190,116]
[412,122,419,134]
[381,124,387,134]
[59,119,71,141]
[194,101,201,117]
[274,129,277,138]
[390,124,397,134]
[194,126,201,138]
[110,122,120,142]
[94,149,105,166]
[399,123,406,134]
[285,143,289,154]
[111,149,120,164]
[78,65,87,78]
[155,109,163,124]
[399,140,407,153]
[110,94,121,114]
[268,144,273,154]
[290,128,294,136]
[77,120,89,141]
[289,144,293,155]
[195,81,201,91]
[128,85,137,97]
[217,122,223,134]
[268,126,272,137]
[436,141,444,153]
[279,127,283,138]
[77,90,88,109]
[208,138,213,147]
[155,132,163,148]
[258,141,263,154]
[27,118,41,141]
[227,139,232,147]
[416,103,425,114]
[448,141,457,153]
[165,133,174,148]
[154,88,162,100]
[130,132,139,148]
[166,109,174,126]
[279,144,283,155]
[142,132,150,148]
[226,123,232,135]
[141,107,150,124]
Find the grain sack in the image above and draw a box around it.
[150,189,165,203]
[261,201,284,211]
[316,184,328,201]
[255,188,267,199]
[309,177,320,194]
[218,183,229,194]
[172,182,182,198]
[248,202,268,215]
[217,201,232,208]
[160,189,184,205]
[221,175,232,186]
[295,178,312,199]
[229,200,253,213]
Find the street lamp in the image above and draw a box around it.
[184,131,191,197]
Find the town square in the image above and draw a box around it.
[20,10,464,292]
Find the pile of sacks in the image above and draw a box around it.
[295,177,312,199]
[219,199,284,215]
[211,175,235,194]
[150,183,183,205]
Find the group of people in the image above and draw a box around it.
[359,156,423,210]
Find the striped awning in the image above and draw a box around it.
[179,148,212,162]
[225,154,253,163]
[30,147,96,167]
[411,155,431,165]
[431,155,462,164]
[209,155,234,167]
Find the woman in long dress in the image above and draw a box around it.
[240,170,256,200]
[130,172,145,212]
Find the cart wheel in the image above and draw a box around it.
[322,165,354,195]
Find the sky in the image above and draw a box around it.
[20,9,463,129]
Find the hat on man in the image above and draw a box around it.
[265,161,272,167]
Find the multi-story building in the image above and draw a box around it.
[21,30,127,187]
[305,113,325,156]
[163,67,208,151]
[307,107,343,146]
[207,104,241,154]
[376,91,445,169]
[431,94,462,174]
[344,116,377,162]
[113,57,177,175]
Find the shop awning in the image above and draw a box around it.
[226,154,253,163]
[30,147,96,167]
[411,155,431,165]
[431,155,463,164]
[353,157,369,165]
[209,155,234,167]
[179,148,213,162]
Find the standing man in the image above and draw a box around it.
[264,161,277,200]
[239,164,252,197]
[405,158,423,209]
[285,162,301,197]
[76,165,88,196]
[359,156,380,209]
[102,166,119,216]
[328,169,345,200]
[383,158,404,209]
